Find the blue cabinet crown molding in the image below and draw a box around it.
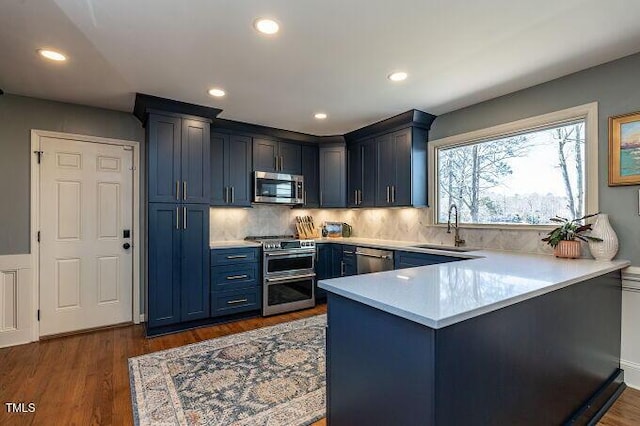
[211,117,347,145]
[133,93,221,125]
[344,109,436,143]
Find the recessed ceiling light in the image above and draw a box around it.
[314,112,327,120]
[254,18,280,35]
[38,49,67,62]
[388,71,408,82]
[208,88,226,97]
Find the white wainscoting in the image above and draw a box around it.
[0,254,34,348]
[622,266,640,390]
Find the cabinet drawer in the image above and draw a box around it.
[211,288,260,317]
[211,263,259,291]
[211,247,260,266]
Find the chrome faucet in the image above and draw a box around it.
[447,204,465,247]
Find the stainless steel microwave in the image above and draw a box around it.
[254,171,304,205]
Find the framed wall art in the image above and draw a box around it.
[609,111,640,186]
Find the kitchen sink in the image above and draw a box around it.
[411,244,474,253]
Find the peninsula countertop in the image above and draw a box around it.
[318,246,630,329]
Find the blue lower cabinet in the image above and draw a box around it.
[147,203,210,331]
[211,247,261,316]
[342,245,356,276]
[211,288,260,317]
[394,251,461,270]
[211,263,259,291]
[180,204,210,322]
[148,203,182,328]
[211,247,260,265]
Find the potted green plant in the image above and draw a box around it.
[541,213,602,259]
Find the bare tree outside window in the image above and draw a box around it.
[437,121,585,225]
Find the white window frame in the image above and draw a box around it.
[428,102,599,229]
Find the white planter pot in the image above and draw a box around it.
[588,214,619,261]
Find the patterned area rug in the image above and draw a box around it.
[129,315,326,426]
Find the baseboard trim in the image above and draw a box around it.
[622,266,640,291]
[0,255,34,348]
[40,321,133,340]
[621,360,640,390]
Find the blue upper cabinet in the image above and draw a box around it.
[301,145,319,207]
[346,110,435,208]
[148,115,182,203]
[211,132,252,207]
[319,143,346,208]
[210,132,226,206]
[253,138,302,175]
[253,138,278,172]
[348,138,376,207]
[181,119,210,204]
[279,142,302,175]
[147,113,210,204]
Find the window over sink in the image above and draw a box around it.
[430,103,598,227]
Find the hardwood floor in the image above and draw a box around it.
[0,303,638,425]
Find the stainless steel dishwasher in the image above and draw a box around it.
[356,247,394,274]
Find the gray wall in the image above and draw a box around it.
[0,94,144,255]
[430,52,640,265]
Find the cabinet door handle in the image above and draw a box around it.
[274,156,278,171]
[183,207,187,229]
[340,261,345,276]
[354,190,358,205]
[226,274,248,280]
[224,187,228,203]
[386,186,390,203]
[176,181,180,201]
[227,298,248,305]
[230,186,234,204]
[280,156,284,171]
[391,185,395,203]
[226,255,248,259]
[183,181,187,201]
[358,189,362,205]
[176,207,179,229]
[320,190,323,206]
[304,190,307,205]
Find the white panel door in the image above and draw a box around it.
[39,136,133,336]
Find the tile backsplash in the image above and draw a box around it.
[210,205,557,255]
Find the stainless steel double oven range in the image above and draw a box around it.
[246,235,316,316]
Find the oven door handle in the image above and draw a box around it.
[265,273,316,283]
[265,251,315,257]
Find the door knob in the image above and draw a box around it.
[123,242,131,250]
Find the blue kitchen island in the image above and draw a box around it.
[319,249,630,425]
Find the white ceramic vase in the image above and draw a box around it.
[588,214,619,261]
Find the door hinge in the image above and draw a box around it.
[37,231,40,242]
[34,150,44,164]
[37,310,40,321]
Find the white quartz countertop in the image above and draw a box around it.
[209,240,262,249]
[319,246,630,329]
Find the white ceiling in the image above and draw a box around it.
[2,0,640,135]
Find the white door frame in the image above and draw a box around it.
[30,130,141,340]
